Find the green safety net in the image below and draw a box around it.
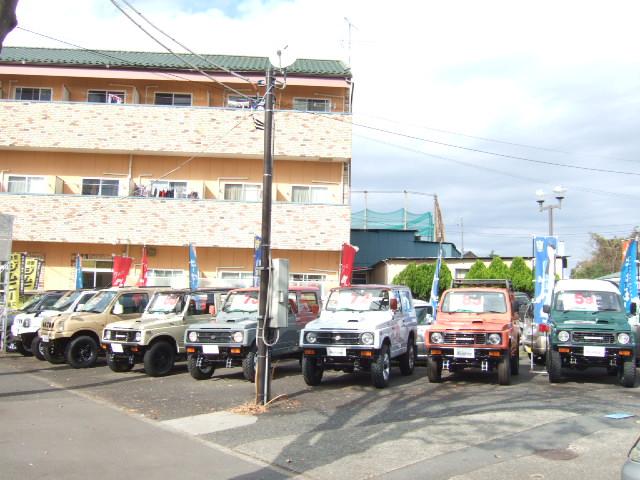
[351,209,434,239]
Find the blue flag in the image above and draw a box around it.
[620,239,638,313]
[253,235,262,287]
[75,254,83,289]
[188,243,199,290]
[533,236,558,324]
[429,247,442,321]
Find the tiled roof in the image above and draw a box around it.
[0,46,351,77]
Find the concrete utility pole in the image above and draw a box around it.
[255,67,275,405]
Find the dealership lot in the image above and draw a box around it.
[2,353,639,479]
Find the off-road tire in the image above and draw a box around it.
[548,349,562,383]
[607,366,619,376]
[43,343,66,364]
[371,344,391,388]
[242,348,257,382]
[426,357,443,383]
[31,335,46,361]
[534,355,546,366]
[302,356,324,386]
[619,359,637,388]
[66,335,99,368]
[497,352,511,385]
[107,355,134,373]
[510,344,520,376]
[143,341,176,377]
[15,341,33,357]
[399,338,416,376]
[188,354,214,380]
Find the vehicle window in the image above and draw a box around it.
[325,288,391,312]
[441,291,507,314]
[51,291,82,311]
[147,292,186,314]
[81,291,117,313]
[19,294,43,311]
[222,291,259,313]
[400,290,413,312]
[299,292,320,314]
[553,290,623,312]
[288,292,298,314]
[27,294,62,313]
[415,306,430,325]
[76,292,96,310]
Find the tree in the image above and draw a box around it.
[466,260,488,279]
[393,262,452,300]
[509,256,534,294]
[572,230,639,279]
[0,0,19,50]
[487,256,510,279]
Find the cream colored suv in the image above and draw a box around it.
[39,288,155,368]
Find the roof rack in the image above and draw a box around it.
[451,279,512,290]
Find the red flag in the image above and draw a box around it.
[112,255,132,287]
[137,247,148,287]
[339,243,359,287]
[622,239,631,263]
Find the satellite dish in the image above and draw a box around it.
[269,44,297,70]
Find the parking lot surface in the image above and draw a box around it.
[2,353,639,479]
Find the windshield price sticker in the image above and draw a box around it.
[202,345,219,354]
[449,294,484,313]
[561,292,597,311]
[327,347,347,357]
[583,346,605,357]
[454,347,475,358]
[111,343,124,353]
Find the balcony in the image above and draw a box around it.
[0,100,352,160]
[0,193,350,251]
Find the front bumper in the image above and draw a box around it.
[552,344,635,365]
[302,345,378,369]
[185,344,249,367]
[101,342,146,361]
[427,346,507,368]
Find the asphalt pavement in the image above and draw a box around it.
[1,352,639,479]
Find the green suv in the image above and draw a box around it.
[545,279,637,387]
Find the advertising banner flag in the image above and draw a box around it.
[429,247,443,321]
[253,236,262,288]
[189,243,199,290]
[533,236,558,324]
[112,255,132,287]
[339,243,359,287]
[6,252,23,309]
[22,257,40,291]
[137,247,148,287]
[75,254,83,289]
[622,239,631,262]
[619,239,638,313]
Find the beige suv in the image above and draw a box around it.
[40,288,154,368]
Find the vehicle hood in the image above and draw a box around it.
[305,310,393,331]
[189,317,257,331]
[551,310,631,330]
[105,313,180,330]
[428,312,510,331]
[38,309,64,319]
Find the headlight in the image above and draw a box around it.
[23,319,31,328]
[305,332,318,344]
[430,332,444,344]
[618,333,631,345]
[232,331,244,343]
[557,330,570,342]
[56,321,65,332]
[188,331,198,342]
[488,333,501,345]
[103,330,111,340]
[135,331,142,342]
[361,332,374,345]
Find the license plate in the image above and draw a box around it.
[111,343,124,353]
[41,335,49,343]
[583,346,605,357]
[326,347,347,357]
[454,348,475,358]
[202,345,219,354]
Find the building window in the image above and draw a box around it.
[154,92,192,106]
[147,269,185,287]
[149,180,188,198]
[88,90,125,104]
[7,175,46,194]
[292,186,329,204]
[82,178,119,196]
[219,271,253,280]
[455,268,470,279]
[81,259,114,288]
[290,273,327,283]
[224,183,261,201]
[15,87,52,101]
[226,94,262,109]
[293,98,330,112]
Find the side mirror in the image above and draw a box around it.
[390,298,398,311]
[542,304,550,314]
[113,303,124,315]
[631,303,638,315]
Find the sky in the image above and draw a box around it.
[5,0,640,271]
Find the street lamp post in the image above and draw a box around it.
[535,186,567,236]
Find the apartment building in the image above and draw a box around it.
[0,47,352,290]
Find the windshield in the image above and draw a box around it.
[147,292,186,314]
[26,293,62,313]
[415,305,432,325]
[50,291,82,311]
[19,294,44,312]
[441,291,507,314]
[553,290,623,312]
[80,291,117,313]
[325,288,391,312]
[222,291,259,313]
